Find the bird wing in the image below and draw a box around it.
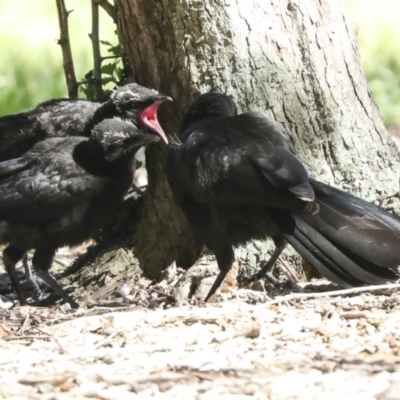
[170,113,314,210]
[0,138,105,223]
[0,99,101,161]
[0,157,30,177]
[35,99,101,137]
[251,143,314,201]
[0,111,45,161]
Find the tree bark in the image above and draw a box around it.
[111,0,400,279]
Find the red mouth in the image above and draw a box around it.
[138,100,169,144]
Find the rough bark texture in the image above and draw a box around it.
[113,0,400,278]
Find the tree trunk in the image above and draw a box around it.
[111,0,400,280]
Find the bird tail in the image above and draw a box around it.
[281,179,400,287]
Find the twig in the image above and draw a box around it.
[126,184,147,198]
[101,55,123,61]
[31,326,52,336]
[96,0,116,22]
[91,271,127,300]
[4,335,50,341]
[53,258,70,268]
[266,283,400,305]
[90,0,103,101]
[278,257,300,283]
[105,0,133,85]
[32,326,68,354]
[16,314,30,336]
[94,329,127,349]
[55,0,78,99]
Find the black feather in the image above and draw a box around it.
[166,92,400,300]
[0,83,170,162]
[0,116,163,308]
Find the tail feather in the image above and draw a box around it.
[284,222,362,287]
[282,180,400,287]
[310,178,400,234]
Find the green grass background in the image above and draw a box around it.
[0,0,116,115]
[0,0,399,127]
[348,0,400,126]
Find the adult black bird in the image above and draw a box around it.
[0,113,169,307]
[166,92,400,301]
[0,83,170,162]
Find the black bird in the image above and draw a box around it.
[0,83,170,294]
[0,83,170,162]
[166,92,400,301]
[0,113,169,307]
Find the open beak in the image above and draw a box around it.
[138,97,172,144]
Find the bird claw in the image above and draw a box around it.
[238,271,280,286]
[33,292,79,309]
[30,288,47,303]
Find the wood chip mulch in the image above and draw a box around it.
[1,271,400,399]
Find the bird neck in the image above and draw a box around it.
[72,140,134,176]
[91,100,118,126]
[180,108,235,134]
[92,100,140,127]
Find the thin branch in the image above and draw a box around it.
[31,327,69,354]
[278,256,300,283]
[101,55,122,61]
[55,0,78,99]
[96,0,116,22]
[266,283,400,305]
[94,329,128,349]
[90,0,103,101]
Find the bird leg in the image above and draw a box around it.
[204,270,230,302]
[32,247,79,309]
[240,240,287,284]
[204,248,235,302]
[3,246,27,305]
[21,254,45,301]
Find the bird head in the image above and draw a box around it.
[91,118,161,162]
[180,92,238,133]
[110,83,171,144]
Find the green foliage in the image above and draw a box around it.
[347,0,400,126]
[0,0,118,115]
[0,49,67,114]
[1,0,399,127]
[368,62,400,127]
[79,41,134,100]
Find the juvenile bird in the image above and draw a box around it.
[0,83,170,296]
[0,111,169,307]
[166,92,400,301]
[0,83,169,161]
